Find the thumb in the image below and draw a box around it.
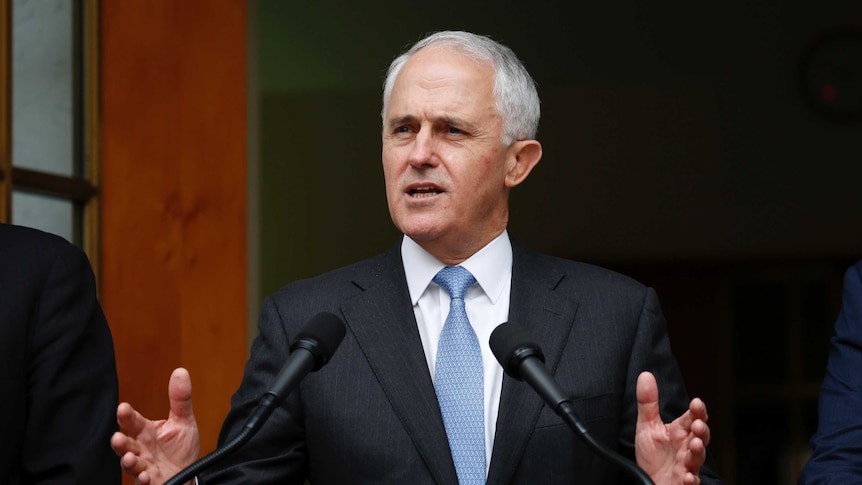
[636,371,661,427]
[168,367,195,423]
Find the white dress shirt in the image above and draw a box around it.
[401,231,512,471]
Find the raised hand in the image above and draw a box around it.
[111,368,201,485]
[635,371,710,485]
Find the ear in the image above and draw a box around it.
[504,140,543,188]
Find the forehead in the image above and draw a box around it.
[386,46,497,118]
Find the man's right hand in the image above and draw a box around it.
[111,367,201,485]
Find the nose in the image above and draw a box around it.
[407,131,438,169]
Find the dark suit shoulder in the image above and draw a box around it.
[514,243,648,298]
[262,244,402,326]
[849,260,862,285]
[0,224,93,302]
[555,257,644,289]
[273,246,397,294]
[0,223,86,279]
[0,222,74,250]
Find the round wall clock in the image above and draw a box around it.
[798,28,862,123]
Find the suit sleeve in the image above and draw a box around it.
[799,262,862,484]
[620,287,724,484]
[23,240,120,483]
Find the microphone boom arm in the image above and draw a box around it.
[163,393,282,485]
[163,312,345,485]
[492,323,654,485]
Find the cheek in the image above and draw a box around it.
[463,157,507,211]
[383,173,401,203]
[475,156,506,187]
[478,155,494,168]
[381,155,401,185]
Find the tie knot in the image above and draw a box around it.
[433,266,476,300]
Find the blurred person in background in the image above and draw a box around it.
[0,223,120,484]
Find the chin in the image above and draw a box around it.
[402,229,442,243]
[399,223,447,244]
[393,211,443,236]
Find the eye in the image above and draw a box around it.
[447,126,463,135]
[395,125,412,134]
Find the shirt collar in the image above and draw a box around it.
[402,230,513,305]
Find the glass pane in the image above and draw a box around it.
[12,0,76,177]
[12,190,75,243]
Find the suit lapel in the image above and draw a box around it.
[340,245,459,485]
[487,242,579,485]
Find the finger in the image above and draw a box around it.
[137,469,151,485]
[673,398,705,432]
[636,371,661,426]
[111,431,138,456]
[685,437,707,470]
[117,402,149,436]
[689,397,709,422]
[692,419,711,446]
[168,367,195,422]
[120,451,145,476]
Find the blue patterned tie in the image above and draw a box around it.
[433,265,485,485]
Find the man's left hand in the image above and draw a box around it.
[634,371,710,485]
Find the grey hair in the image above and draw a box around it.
[381,31,540,145]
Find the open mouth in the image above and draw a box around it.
[408,186,442,199]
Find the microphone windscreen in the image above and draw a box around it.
[490,322,522,367]
[490,322,543,377]
[293,312,347,366]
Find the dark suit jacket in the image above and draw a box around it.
[799,260,862,484]
[202,238,723,484]
[0,224,120,484]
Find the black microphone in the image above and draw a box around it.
[164,312,346,485]
[490,322,654,485]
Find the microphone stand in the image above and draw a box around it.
[494,324,654,485]
[163,312,345,485]
[556,401,654,485]
[164,393,280,485]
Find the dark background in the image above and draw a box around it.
[253,1,862,482]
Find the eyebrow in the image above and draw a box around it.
[386,114,478,133]
[386,115,416,130]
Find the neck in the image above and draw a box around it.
[415,229,506,266]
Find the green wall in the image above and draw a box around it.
[253,0,862,302]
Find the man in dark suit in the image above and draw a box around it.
[112,31,721,484]
[0,223,120,484]
[799,260,862,483]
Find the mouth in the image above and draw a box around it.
[406,184,443,199]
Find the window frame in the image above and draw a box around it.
[0,0,101,273]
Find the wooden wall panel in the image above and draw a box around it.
[99,0,248,472]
